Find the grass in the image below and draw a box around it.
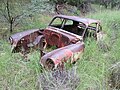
[76,10,120,90]
[0,10,120,90]
[0,40,41,90]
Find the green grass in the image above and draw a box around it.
[0,10,120,90]
[76,10,120,90]
[0,40,42,90]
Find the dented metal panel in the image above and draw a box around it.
[10,29,43,53]
[44,27,81,47]
[40,42,84,70]
[10,29,40,42]
[9,15,103,70]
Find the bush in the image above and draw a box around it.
[37,67,80,90]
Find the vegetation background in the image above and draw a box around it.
[0,0,120,90]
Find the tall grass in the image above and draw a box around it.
[76,10,120,90]
[0,10,120,90]
[0,40,42,90]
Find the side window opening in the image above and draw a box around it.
[77,22,86,36]
[63,20,85,36]
[65,20,73,25]
[49,18,86,36]
[49,17,64,28]
[84,23,97,39]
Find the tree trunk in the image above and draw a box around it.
[10,22,13,33]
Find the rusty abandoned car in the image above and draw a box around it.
[9,15,103,70]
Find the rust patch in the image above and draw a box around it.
[9,15,103,70]
[40,42,84,70]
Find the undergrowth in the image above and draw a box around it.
[0,10,120,90]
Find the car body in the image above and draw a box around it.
[9,15,103,70]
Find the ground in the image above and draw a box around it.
[0,6,120,90]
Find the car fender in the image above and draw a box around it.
[40,42,84,70]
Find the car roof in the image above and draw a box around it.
[54,15,100,26]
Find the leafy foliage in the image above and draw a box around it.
[0,0,27,33]
[49,0,86,8]
[93,0,120,9]
[0,0,54,33]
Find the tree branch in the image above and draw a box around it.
[0,7,9,21]
[6,0,12,23]
[13,13,24,23]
